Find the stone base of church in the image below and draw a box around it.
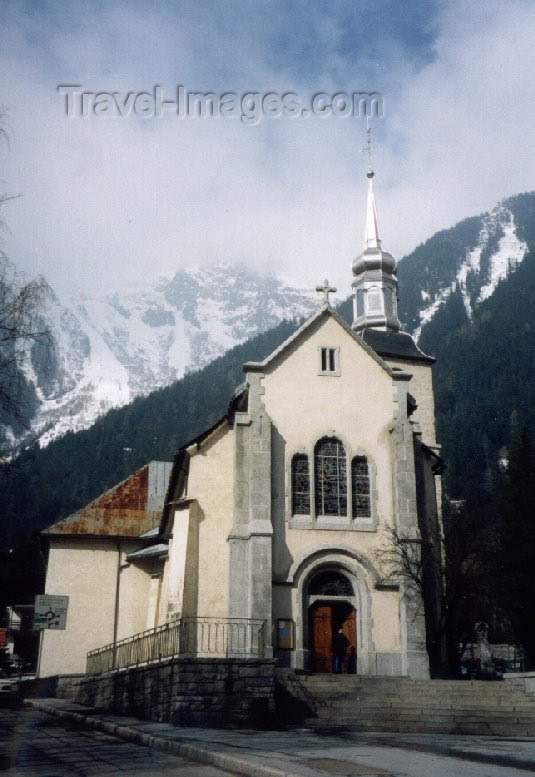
[282,648,429,678]
[374,652,403,675]
[52,657,276,728]
[405,649,432,678]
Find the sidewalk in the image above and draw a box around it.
[30,698,535,777]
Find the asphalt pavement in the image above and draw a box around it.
[0,705,238,776]
[23,698,535,776]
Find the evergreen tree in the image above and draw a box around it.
[497,427,535,663]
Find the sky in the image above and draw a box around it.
[1,0,535,299]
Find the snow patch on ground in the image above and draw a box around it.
[413,206,526,341]
[478,214,527,302]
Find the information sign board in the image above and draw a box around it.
[34,595,69,630]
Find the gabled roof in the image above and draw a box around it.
[243,303,393,376]
[361,328,435,364]
[43,461,172,538]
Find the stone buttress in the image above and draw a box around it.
[228,371,274,657]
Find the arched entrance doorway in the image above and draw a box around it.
[307,570,357,673]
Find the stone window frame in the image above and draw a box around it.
[286,435,378,532]
[317,345,341,376]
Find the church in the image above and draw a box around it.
[39,160,444,680]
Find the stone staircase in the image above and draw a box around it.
[275,673,535,735]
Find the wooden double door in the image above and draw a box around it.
[309,601,357,673]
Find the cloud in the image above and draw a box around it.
[379,0,535,254]
[0,1,534,302]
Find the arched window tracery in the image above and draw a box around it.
[309,570,354,596]
[290,441,374,523]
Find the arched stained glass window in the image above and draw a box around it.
[291,454,310,515]
[352,455,371,518]
[314,437,347,516]
[309,570,354,596]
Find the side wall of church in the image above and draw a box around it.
[161,425,235,622]
[384,358,436,446]
[39,538,149,677]
[117,557,155,641]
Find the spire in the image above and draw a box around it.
[363,122,381,249]
[365,174,381,250]
[351,123,401,333]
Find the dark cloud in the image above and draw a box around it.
[0,1,533,300]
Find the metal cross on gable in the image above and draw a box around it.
[316,278,337,305]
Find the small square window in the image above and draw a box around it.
[318,347,340,375]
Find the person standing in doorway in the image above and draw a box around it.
[333,628,349,673]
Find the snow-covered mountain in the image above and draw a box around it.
[397,197,531,340]
[3,264,319,453]
[5,194,534,458]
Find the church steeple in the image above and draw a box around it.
[365,173,381,250]
[352,128,401,333]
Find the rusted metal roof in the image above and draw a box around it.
[43,461,172,538]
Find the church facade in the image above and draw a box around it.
[39,165,443,679]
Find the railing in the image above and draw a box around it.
[459,642,527,676]
[86,617,266,674]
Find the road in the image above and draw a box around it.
[0,706,239,776]
[4,702,535,777]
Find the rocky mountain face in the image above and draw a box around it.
[397,195,530,339]
[1,265,318,455]
[395,191,535,503]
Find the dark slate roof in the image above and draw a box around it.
[360,329,435,364]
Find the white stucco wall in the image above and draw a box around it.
[190,426,235,618]
[39,538,151,677]
[161,424,235,622]
[116,557,153,641]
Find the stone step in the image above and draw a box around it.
[300,703,535,716]
[308,708,535,722]
[290,692,533,706]
[312,692,535,703]
[276,674,535,735]
[300,718,535,736]
[317,702,535,713]
[301,686,530,696]
[294,674,521,691]
[287,687,532,701]
[294,677,527,689]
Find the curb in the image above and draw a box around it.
[29,700,302,777]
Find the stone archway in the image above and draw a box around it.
[289,549,377,674]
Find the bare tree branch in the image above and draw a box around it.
[0,257,51,422]
[0,114,52,448]
[373,524,425,601]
